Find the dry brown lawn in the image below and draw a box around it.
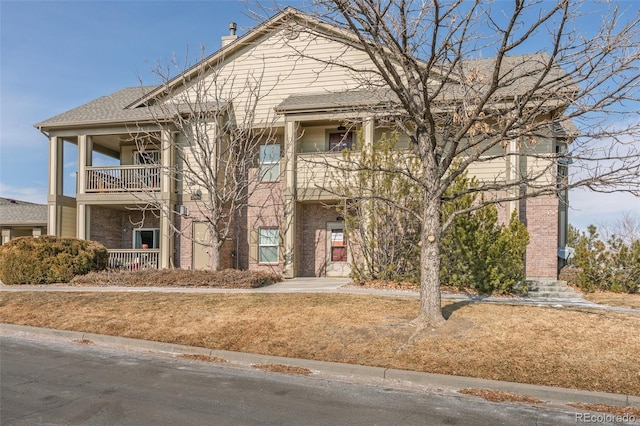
[1,292,639,396]
[585,292,640,310]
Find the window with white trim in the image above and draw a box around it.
[258,228,279,263]
[259,145,280,181]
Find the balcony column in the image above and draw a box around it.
[47,136,64,236]
[159,208,173,269]
[76,135,92,240]
[361,117,375,272]
[77,135,92,196]
[160,129,173,197]
[282,119,298,278]
[507,138,519,218]
[76,204,91,240]
[160,129,175,268]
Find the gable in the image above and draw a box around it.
[157,20,384,127]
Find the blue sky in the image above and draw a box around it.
[1,0,638,232]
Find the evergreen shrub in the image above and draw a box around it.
[0,236,108,284]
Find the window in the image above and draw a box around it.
[258,228,279,263]
[133,228,159,249]
[330,228,348,262]
[329,132,353,151]
[259,145,280,181]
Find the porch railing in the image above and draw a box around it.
[107,249,159,270]
[86,165,161,193]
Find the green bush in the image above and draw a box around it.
[441,205,529,295]
[0,236,108,284]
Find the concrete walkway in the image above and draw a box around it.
[3,278,639,315]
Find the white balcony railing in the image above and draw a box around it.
[86,165,161,193]
[107,249,159,270]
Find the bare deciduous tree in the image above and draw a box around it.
[131,47,281,271]
[597,211,640,246]
[280,0,640,327]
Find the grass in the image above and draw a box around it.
[584,292,640,310]
[1,292,639,396]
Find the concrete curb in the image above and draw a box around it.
[2,323,638,410]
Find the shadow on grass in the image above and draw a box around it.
[442,300,475,320]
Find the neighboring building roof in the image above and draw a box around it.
[0,198,47,226]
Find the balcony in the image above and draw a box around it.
[108,249,159,270]
[296,152,359,200]
[85,165,161,193]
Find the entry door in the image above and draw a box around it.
[193,222,211,270]
[326,222,351,277]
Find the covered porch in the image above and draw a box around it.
[81,204,173,270]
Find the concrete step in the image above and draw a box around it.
[527,291,581,299]
[526,280,582,299]
[529,286,576,292]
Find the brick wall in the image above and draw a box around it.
[521,196,559,279]
[246,180,284,274]
[90,206,159,249]
[299,203,341,277]
[175,204,237,270]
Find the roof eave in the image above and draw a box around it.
[34,117,169,132]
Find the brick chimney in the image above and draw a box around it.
[221,22,238,47]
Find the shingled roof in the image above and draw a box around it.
[275,89,398,113]
[36,7,575,130]
[35,86,227,130]
[0,198,47,226]
[34,87,157,129]
[276,53,574,113]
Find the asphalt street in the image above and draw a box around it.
[0,334,591,426]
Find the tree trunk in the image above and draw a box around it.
[209,231,221,271]
[415,184,446,329]
[408,130,447,329]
